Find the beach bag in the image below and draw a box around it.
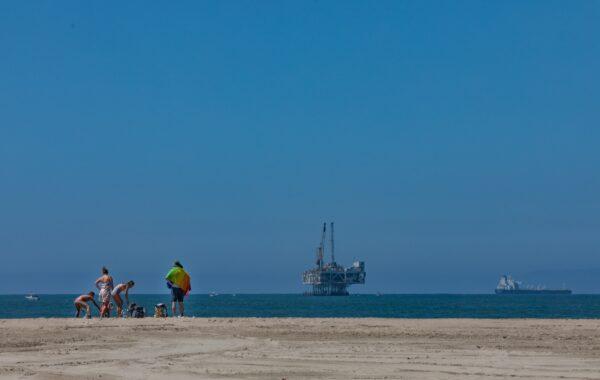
[132,306,145,318]
[154,303,168,318]
[127,303,137,317]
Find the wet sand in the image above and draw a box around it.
[1,318,600,379]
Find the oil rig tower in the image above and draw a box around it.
[302,222,366,296]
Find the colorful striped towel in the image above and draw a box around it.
[165,267,191,295]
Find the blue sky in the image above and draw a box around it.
[1,1,599,293]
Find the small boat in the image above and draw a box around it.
[25,294,40,301]
[209,292,219,297]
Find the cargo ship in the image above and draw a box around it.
[495,275,572,295]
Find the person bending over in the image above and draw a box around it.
[111,280,135,317]
[74,292,100,319]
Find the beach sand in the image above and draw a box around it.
[1,318,600,379]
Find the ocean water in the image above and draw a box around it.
[2,294,600,319]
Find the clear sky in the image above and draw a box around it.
[1,1,599,294]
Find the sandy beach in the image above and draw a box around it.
[1,318,600,379]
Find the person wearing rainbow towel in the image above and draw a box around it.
[165,261,191,317]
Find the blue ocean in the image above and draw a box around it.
[2,294,600,319]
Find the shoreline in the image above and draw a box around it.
[2,316,600,320]
[2,318,600,379]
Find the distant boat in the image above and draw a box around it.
[495,275,572,295]
[25,294,40,301]
[209,292,219,297]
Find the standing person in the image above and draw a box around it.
[95,267,114,318]
[74,292,100,319]
[112,280,135,317]
[165,261,191,317]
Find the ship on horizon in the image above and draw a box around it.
[495,275,572,295]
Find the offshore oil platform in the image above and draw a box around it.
[302,222,366,296]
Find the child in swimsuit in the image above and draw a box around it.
[111,280,135,317]
[74,292,100,319]
[95,266,114,318]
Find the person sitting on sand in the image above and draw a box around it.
[111,280,134,317]
[165,261,191,317]
[74,292,100,319]
[95,266,114,318]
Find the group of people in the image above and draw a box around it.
[74,261,191,319]
[74,267,135,318]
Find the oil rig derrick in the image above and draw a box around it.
[302,222,366,296]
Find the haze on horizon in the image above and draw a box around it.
[1,1,599,294]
